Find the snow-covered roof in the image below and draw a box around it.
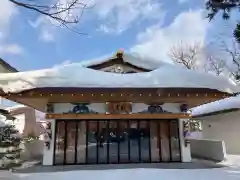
[78,52,165,70]
[5,104,26,111]
[0,52,238,94]
[191,95,240,117]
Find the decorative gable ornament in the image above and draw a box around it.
[116,49,124,58]
[112,65,124,73]
[72,103,90,114]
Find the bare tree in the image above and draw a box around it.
[9,0,92,34]
[169,41,202,70]
[203,43,227,75]
[169,41,227,76]
[206,55,226,75]
[220,40,240,79]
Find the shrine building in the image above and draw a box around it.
[0,51,237,166]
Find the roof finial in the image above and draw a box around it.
[116,49,124,58]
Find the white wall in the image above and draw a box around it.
[179,119,191,162]
[12,113,25,134]
[199,110,240,154]
[42,120,56,165]
[190,139,226,161]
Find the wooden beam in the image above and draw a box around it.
[45,113,191,120]
[4,91,227,103]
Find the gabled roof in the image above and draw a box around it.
[79,51,166,71]
[191,95,240,117]
[0,58,18,72]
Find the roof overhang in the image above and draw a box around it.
[191,108,240,118]
[0,87,231,112]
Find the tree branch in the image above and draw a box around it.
[9,0,93,35]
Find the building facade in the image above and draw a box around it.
[43,102,190,165]
[6,105,46,137]
[0,51,235,166]
[191,96,240,154]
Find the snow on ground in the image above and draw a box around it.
[221,155,240,167]
[191,95,240,117]
[3,155,240,180]
[0,53,238,93]
[2,167,239,180]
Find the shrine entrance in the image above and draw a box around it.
[53,119,181,165]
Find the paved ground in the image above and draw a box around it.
[12,159,224,173]
[1,165,240,180]
[0,158,240,180]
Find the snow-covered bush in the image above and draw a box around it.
[0,112,22,169]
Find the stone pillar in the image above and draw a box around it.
[179,119,191,162]
[42,119,56,165]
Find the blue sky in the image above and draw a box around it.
[0,0,238,72]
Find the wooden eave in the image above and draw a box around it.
[0,87,231,112]
[87,57,151,72]
[45,113,191,120]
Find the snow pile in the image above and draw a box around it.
[0,53,238,93]
[191,95,240,117]
[221,155,240,167]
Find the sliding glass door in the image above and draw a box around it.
[53,119,181,165]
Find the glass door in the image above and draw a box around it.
[53,119,181,165]
[86,121,97,164]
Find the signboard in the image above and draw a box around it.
[107,102,132,114]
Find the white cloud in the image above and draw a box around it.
[0,0,22,56]
[130,9,209,62]
[40,29,54,42]
[53,60,72,67]
[178,0,188,4]
[94,0,163,34]
[30,0,163,41]
[0,44,23,55]
[0,0,18,29]
[29,0,87,42]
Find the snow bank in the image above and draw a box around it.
[221,155,240,167]
[191,95,240,117]
[0,53,238,93]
